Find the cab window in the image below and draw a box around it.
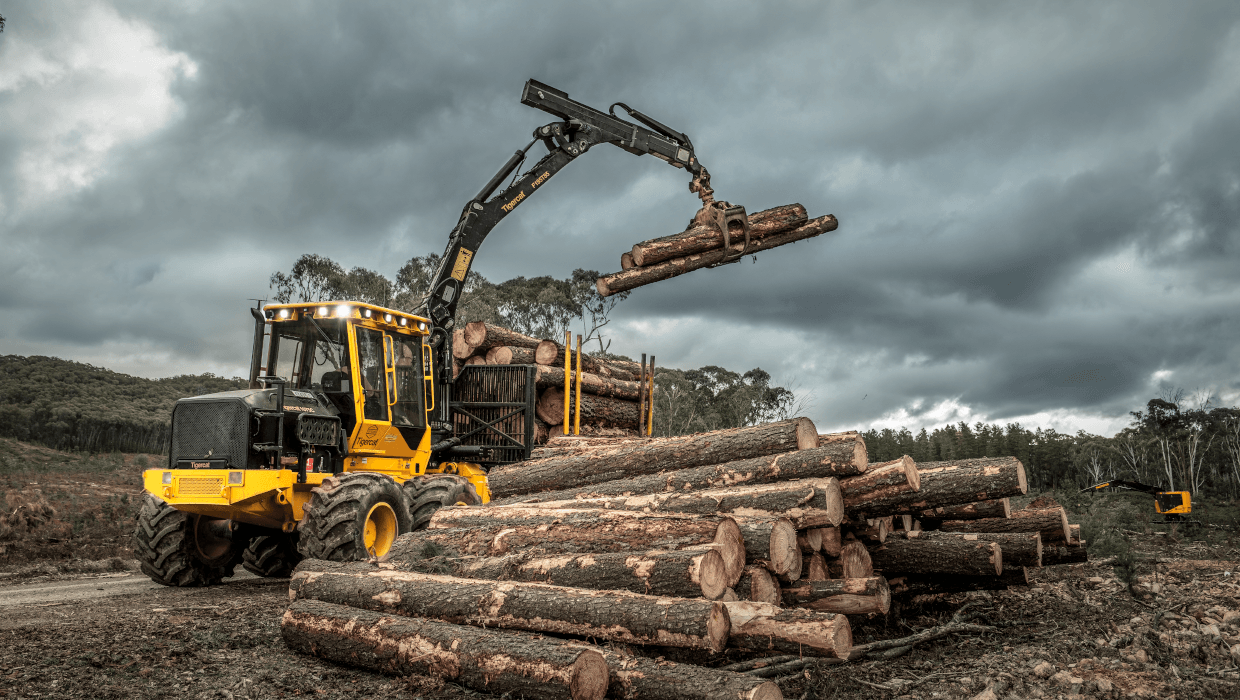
[356,327,389,422]
[391,334,425,429]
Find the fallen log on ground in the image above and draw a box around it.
[938,506,1070,542]
[782,577,891,615]
[734,566,782,605]
[487,417,819,497]
[896,530,1042,567]
[597,214,839,297]
[601,649,783,700]
[897,566,1031,594]
[839,456,919,509]
[722,601,852,658]
[868,536,1002,576]
[289,564,731,651]
[629,203,809,267]
[281,599,610,700]
[506,478,844,528]
[847,457,1027,515]
[536,387,641,429]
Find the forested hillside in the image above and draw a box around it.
[863,392,1240,498]
[0,356,247,454]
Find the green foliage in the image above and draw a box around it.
[653,365,797,436]
[0,355,246,454]
[1112,546,1140,596]
[270,253,632,353]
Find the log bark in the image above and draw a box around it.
[282,599,610,700]
[798,528,823,553]
[916,498,1010,522]
[897,567,1029,594]
[839,456,919,509]
[733,516,799,580]
[938,506,1070,543]
[382,544,730,600]
[895,530,1042,568]
[805,553,829,582]
[599,215,838,297]
[848,457,1027,515]
[289,564,730,651]
[485,345,538,365]
[462,322,543,353]
[817,527,842,557]
[533,342,638,381]
[1042,539,1088,566]
[534,419,550,445]
[413,507,745,581]
[630,203,810,267]
[488,417,819,497]
[722,602,852,658]
[601,650,782,700]
[843,517,891,544]
[734,566,782,606]
[868,536,1002,576]
[508,478,843,529]
[782,577,891,615]
[536,387,641,429]
[533,364,642,401]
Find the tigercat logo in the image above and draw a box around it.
[191,462,211,469]
[365,425,379,438]
[501,190,526,212]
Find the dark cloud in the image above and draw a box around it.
[2,0,1239,434]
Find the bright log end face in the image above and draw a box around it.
[795,417,819,450]
[770,519,800,578]
[989,541,1003,576]
[1000,497,1012,518]
[1016,461,1028,494]
[832,616,854,660]
[901,456,920,491]
[707,601,732,652]
[750,682,785,700]
[716,519,745,586]
[699,548,729,601]
[822,478,844,526]
[568,649,610,700]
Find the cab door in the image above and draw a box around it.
[350,325,394,454]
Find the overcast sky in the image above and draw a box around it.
[2,1,1238,436]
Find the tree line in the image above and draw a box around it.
[863,390,1240,497]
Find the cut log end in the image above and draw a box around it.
[707,601,732,652]
[569,651,610,700]
[717,518,746,586]
[795,417,819,450]
[1017,462,1029,494]
[699,548,729,601]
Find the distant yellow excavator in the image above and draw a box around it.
[1081,480,1197,524]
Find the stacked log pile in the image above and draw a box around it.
[450,321,653,440]
[595,204,840,297]
[283,421,1094,699]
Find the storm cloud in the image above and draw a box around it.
[1,0,1238,435]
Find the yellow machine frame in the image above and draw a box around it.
[142,301,491,532]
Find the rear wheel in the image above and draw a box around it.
[133,494,240,587]
[241,533,303,577]
[403,474,483,531]
[297,473,410,561]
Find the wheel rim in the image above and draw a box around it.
[192,516,233,564]
[363,501,398,557]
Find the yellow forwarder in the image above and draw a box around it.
[135,79,750,586]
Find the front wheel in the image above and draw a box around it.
[297,473,411,561]
[403,474,483,531]
[133,494,240,586]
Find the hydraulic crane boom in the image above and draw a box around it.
[421,79,744,342]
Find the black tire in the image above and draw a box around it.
[133,494,240,587]
[297,472,411,561]
[403,474,483,531]
[241,533,303,577]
